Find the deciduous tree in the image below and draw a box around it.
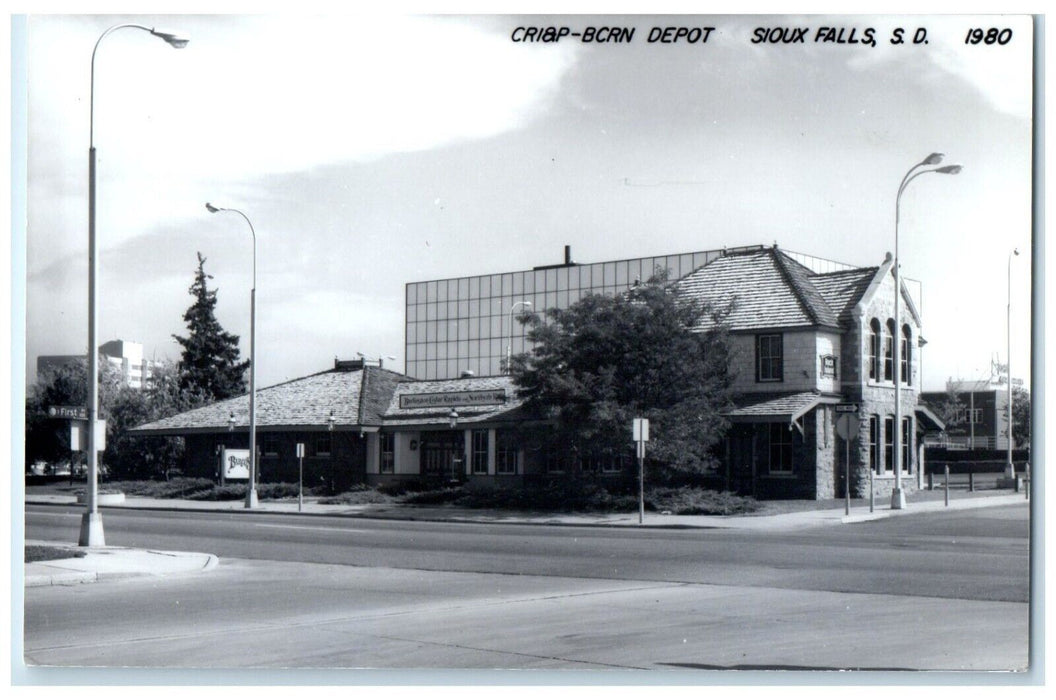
[510,273,733,481]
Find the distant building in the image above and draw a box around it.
[37,339,161,390]
[921,376,1017,451]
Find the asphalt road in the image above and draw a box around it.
[21,503,1031,672]
[24,503,1029,601]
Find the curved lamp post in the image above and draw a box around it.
[891,153,962,509]
[205,203,259,508]
[506,301,533,374]
[1006,248,1020,478]
[81,24,188,547]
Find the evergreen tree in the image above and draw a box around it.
[172,252,249,401]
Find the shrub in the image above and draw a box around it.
[187,484,245,501]
[106,477,215,499]
[255,482,303,500]
[398,486,464,505]
[377,479,432,496]
[645,486,759,515]
[318,488,395,505]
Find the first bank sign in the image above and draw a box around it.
[400,390,507,409]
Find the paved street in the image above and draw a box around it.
[22,503,1030,672]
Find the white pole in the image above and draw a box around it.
[1006,249,1019,477]
[889,155,961,510]
[81,24,188,546]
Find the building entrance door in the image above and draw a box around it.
[727,427,755,495]
[420,431,464,482]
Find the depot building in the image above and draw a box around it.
[131,244,945,499]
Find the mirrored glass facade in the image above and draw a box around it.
[405,249,735,380]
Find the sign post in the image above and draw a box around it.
[633,418,649,525]
[835,404,860,515]
[296,443,305,512]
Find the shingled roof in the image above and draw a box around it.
[130,365,409,436]
[725,391,841,422]
[811,267,879,324]
[675,247,872,332]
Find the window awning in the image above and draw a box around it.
[725,391,842,424]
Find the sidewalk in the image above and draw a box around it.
[24,542,218,588]
[24,490,1028,588]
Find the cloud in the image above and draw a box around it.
[926,32,1033,119]
[27,15,579,264]
[86,16,579,177]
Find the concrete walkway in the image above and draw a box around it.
[24,490,1028,587]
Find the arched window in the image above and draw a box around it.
[884,319,895,382]
[901,323,912,385]
[869,318,881,380]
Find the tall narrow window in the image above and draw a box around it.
[496,431,517,475]
[767,423,794,474]
[471,429,489,475]
[884,416,895,472]
[884,320,895,382]
[379,433,395,474]
[869,416,880,473]
[313,433,332,458]
[901,324,912,385]
[902,417,913,474]
[757,334,783,382]
[869,319,881,380]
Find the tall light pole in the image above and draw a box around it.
[891,153,962,510]
[1006,248,1020,478]
[206,203,259,508]
[81,24,188,547]
[506,301,532,374]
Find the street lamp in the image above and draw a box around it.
[506,301,533,374]
[1006,248,1020,478]
[891,153,962,510]
[448,409,461,483]
[206,202,259,508]
[81,24,188,547]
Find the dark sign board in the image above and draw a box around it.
[399,390,506,409]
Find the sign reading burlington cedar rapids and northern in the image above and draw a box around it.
[399,390,507,409]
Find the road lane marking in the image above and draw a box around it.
[252,523,368,534]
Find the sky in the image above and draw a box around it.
[19,13,1035,392]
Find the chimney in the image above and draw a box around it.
[564,245,572,265]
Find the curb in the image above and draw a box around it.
[25,552,220,588]
[25,493,1027,531]
[25,571,98,587]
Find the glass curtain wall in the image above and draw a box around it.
[405,250,722,380]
